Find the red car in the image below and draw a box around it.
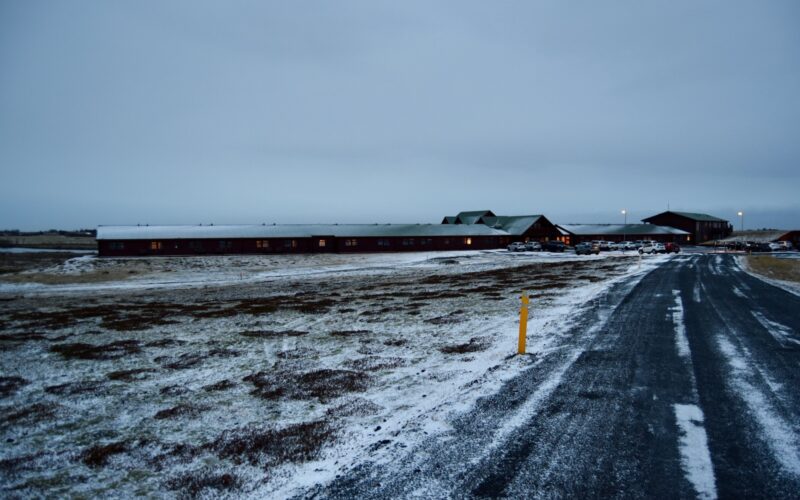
[665,243,681,253]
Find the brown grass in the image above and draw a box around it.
[154,404,207,420]
[203,379,236,392]
[240,330,307,338]
[81,441,127,468]
[747,255,800,284]
[439,337,489,354]
[244,369,369,402]
[44,380,105,395]
[107,368,156,382]
[214,420,335,467]
[166,469,239,497]
[50,340,141,360]
[0,376,28,397]
[1,403,59,428]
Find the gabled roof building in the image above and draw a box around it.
[642,211,732,244]
[556,224,690,245]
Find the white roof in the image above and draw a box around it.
[96,224,511,240]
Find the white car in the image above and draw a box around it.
[507,242,527,252]
[768,242,782,251]
[639,242,657,254]
[653,243,666,253]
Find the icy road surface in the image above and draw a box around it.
[310,254,800,499]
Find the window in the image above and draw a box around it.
[150,241,162,250]
[283,239,298,249]
[189,241,203,251]
[218,240,233,250]
[345,239,358,247]
[377,239,390,247]
[402,238,415,246]
[421,238,433,246]
[318,239,326,248]
[443,239,450,245]
[109,242,125,250]
[464,237,472,246]
[256,240,270,249]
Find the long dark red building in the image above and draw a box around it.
[96,223,512,257]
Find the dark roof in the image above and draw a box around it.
[97,224,510,241]
[441,216,458,224]
[455,210,495,225]
[644,211,728,223]
[557,224,690,236]
[483,215,547,235]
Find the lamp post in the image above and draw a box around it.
[737,211,744,232]
[621,209,627,244]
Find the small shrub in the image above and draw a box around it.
[44,380,105,395]
[203,380,236,392]
[107,368,156,382]
[166,469,239,497]
[214,420,334,466]
[440,338,489,354]
[154,404,206,420]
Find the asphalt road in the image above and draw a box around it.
[306,254,800,499]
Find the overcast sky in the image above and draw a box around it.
[1,1,798,230]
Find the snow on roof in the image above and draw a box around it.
[557,224,690,236]
[96,224,511,241]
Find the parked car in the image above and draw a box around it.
[639,242,657,254]
[575,242,600,255]
[752,242,773,252]
[620,241,638,251]
[768,242,782,251]
[525,241,542,251]
[507,242,527,252]
[664,242,681,253]
[653,243,666,254]
[543,241,567,252]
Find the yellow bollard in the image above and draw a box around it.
[518,291,529,354]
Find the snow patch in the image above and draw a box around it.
[671,290,690,359]
[716,336,800,476]
[751,311,800,348]
[674,404,717,500]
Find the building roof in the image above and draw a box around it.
[557,224,690,236]
[97,224,510,241]
[643,211,729,223]
[454,210,495,225]
[441,216,458,224]
[482,215,547,235]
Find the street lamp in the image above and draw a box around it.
[737,211,744,232]
[621,209,627,244]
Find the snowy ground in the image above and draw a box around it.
[0,250,666,497]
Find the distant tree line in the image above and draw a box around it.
[0,229,96,237]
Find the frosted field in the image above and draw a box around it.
[0,250,664,497]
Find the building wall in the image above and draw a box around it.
[98,235,510,257]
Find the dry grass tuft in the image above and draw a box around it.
[44,380,105,395]
[214,420,335,467]
[244,369,369,401]
[439,337,489,354]
[1,403,59,428]
[81,441,127,468]
[166,469,239,497]
[203,379,236,392]
[50,340,141,360]
[154,404,207,420]
[0,376,28,397]
[240,330,307,338]
[107,368,156,382]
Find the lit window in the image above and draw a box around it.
[319,239,326,248]
[150,241,162,250]
[465,237,472,245]
[256,240,270,249]
[345,239,358,247]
